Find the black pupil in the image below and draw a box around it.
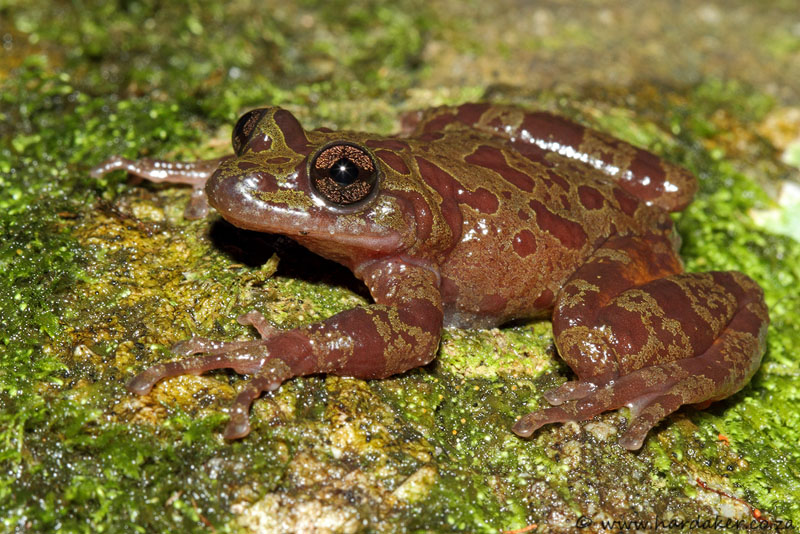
[329,158,359,185]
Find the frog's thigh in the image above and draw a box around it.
[552,233,685,380]
[526,269,767,449]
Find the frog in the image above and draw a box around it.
[91,103,769,450]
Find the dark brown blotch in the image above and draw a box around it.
[419,113,458,135]
[546,169,570,192]
[248,133,272,153]
[578,185,605,210]
[613,187,640,216]
[533,288,554,309]
[458,187,499,214]
[480,293,508,314]
[418,132,445,143]
[521,112,585,150]
[455,103,491,126]
[512,229,537,257]
[414,156,463,239]
[528,199,588,249]
[375,150,410,175]
[465,145,535,192]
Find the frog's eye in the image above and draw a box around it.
[232,109,266,156]
[309,143,379,206]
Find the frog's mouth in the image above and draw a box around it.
[206,168,407,264]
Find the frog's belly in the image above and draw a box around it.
[439,237,590,329]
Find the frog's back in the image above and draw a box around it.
[402,103,697,213]
[398,129,671,328]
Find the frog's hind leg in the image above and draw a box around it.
[541,379,599,405]
[515,282,767,451]
[514,234,768,449]
[90,156,226,186]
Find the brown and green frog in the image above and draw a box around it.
[92,103,768,450]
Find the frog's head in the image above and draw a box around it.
[206,108,417,267]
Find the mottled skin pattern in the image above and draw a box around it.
[92,103,768,450]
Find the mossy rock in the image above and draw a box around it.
[2,1,799,532]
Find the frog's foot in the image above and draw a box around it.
[127,311,299,437]
[166,312,279,357]
[126,342,270,395]
[512,360,692,449]
[185,187,210,219]
[236,310,281,338]
[541,379,600,405]
[127,337,308,438]
[158,311,278,359]
[129,310,280,392]
[90,155,228,219]
[224,359,293,439]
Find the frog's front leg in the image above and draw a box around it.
[90,156,231,219]
[513,233,769,450]
[127,259,443,439]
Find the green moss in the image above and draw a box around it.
[668,86,800,523]
[2,0,436,129]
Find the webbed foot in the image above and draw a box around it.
[513,361,691,450]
